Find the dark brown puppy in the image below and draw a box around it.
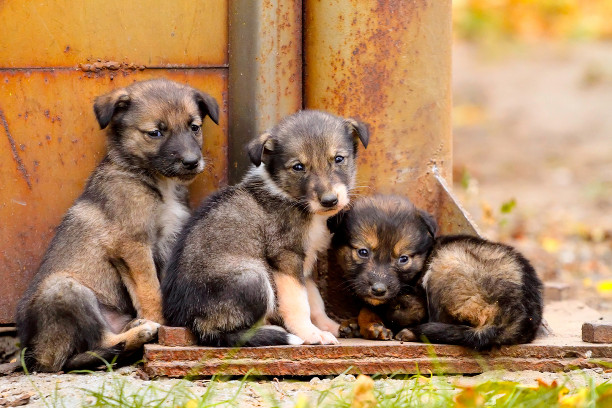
[331,195,436,340]
[162,110,368,346]
[405,235,544,350]
[16,79,219,372]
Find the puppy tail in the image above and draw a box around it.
[410,322,502,351]
[197,325,304,347]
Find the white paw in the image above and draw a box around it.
[313,317,341,337]
[319,330,339,345]
[298,327,339,345]
[287,334,305,345]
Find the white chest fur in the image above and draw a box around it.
[155,180,190,263]
[302,214,331,277]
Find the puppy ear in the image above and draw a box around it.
[344,118,369,149]
[418,209,438,238]
[93,88,130,129]
[247,132,274,167]
[194,91,220,125]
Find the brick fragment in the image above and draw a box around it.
[582,321,612,343]
[544,282,571,302]
[158,326,196,346]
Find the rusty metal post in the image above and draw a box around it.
[304,0,476,235]
[228,0,303,183]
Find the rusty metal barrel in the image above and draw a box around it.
[304,0,453,219]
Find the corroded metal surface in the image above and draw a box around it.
[144,338,612,377]
[304,0,453,216]
[430,166,481,236]
[583,321,612,343]
[228,0,302,183]
[304,1,469,319]
[159,326,197,347]
[0,71,228,323]
[1,0,229,324]
[0,0,228,68]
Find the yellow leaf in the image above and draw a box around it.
[559,388,588,408]
[294,394,310,408]
[183,399,199,408]
[481,201,495,226]
[541,237,561,253]
[597,281,612,294]
[351,375,377,408]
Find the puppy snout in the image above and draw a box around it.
[320,192,338,208]
[181,155,200,170]
[371,282,387,297]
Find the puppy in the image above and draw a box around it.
[162,110,368,346]
[331,195,436,340]
[15,79,219,371]
[405,235,544,350]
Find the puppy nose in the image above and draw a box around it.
[320,193,338,208]
[371,283,387,296]
[182,157,200,170]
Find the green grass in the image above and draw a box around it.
[17,350,612,407]
[20,369,612,408]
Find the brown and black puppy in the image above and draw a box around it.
[331,195,436,340]
[16,79,219,372]
[162,110,368,346]
[404,235,543,350]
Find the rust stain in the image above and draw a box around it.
[0,108,31,189]
[79,60,146,73]
[305,0,453,319]
[0,0,228,68]
[144,339,612,377]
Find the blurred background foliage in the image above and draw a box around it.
[450,0,612,308]
[453,0,612,41]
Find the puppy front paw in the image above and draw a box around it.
[395,328,416,342]
[361,323,393,341]
[137,321,161,343]
[339,318,361,338]
[296,326,339,345]
[312,315,341,337]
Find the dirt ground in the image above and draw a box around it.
[452,40,612,313]
[2,41,612,406]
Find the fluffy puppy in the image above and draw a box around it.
[405,235,544,350]
[331,195,436,340]
[162,110,369,346]
[16,79,219,371]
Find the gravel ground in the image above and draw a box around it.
[2,367,612,407]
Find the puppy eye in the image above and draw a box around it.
[147,130,163,138]
[190,124,200,132]
[398,255,411,265]
[292,163,305,172]
[334,155,345,164]
[357,248,370,258]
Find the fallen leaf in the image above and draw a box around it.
[351,375,377,408]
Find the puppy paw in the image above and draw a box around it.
[136,321,161,343]
[362,323,393,341]
[297,327,339,345]
[339,318,361,338]
[124,318,147,330]
[395,328,416,342]
[319,330,340,345]
[313,315,341,337]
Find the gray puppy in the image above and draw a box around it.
[16,79,219,371]
[162,110,369,346]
